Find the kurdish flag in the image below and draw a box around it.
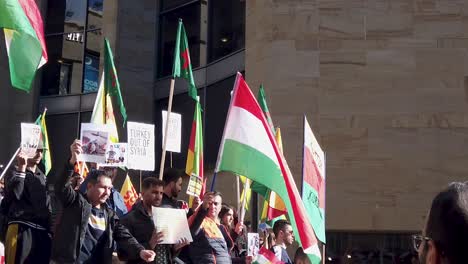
[185,98,205,203]
[0,0,48,92]
[91,39,126,142]
[253,247,283,264]
[216,73,321,261]
[172,19,197,100]
[303,116,326,243]
[121,174,138,211]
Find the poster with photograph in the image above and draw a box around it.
[80,123,110,164]
[21,123,42,157]
[247,233,260,257]
[127,122,155,171]
[162,111,182,153]
[186,173,203,197]
[100,143,127,167]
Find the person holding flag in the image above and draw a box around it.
[3,140,51,263]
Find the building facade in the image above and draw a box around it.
[1,0,468,263]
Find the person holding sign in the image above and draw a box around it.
[119,177,189,264]
[50,140,156,264]
[3,144,51,264]
[188,191,231,264]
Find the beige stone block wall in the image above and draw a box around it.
[246,0,468,231]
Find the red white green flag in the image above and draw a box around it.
[172,19,197,100]
[253,247,284,264]
[0,0,48,92]
[303,116,326,243]
[215,73,321,262]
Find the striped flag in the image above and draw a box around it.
[186,98,205,205]
[303,116,326,243]
[253,247,284,264]
[216,73,321,262]
[0,0,48,91]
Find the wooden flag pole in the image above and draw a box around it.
[159,78,175,180]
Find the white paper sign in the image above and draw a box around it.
[80,123,111,164]
[247,233,260,257]
[162,111,182,153]
[99,143,127,167]
[152,207,193,244]
[127,122,155,171]
[21,123,42,157]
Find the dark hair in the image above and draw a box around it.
[425,182,468,263]
[219,204,234,220]
[162,168,183,186]
[142,177,164,191]
[87,169,112,185]
[273,219,291,237]
[204,191,222,198]
[294,247,311,264]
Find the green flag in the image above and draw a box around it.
[0,0,48,92]
[104,38,127,125]
[172,19,197,100]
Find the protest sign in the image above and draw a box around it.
[21,123,42,157]
[152,207,193,244]
[186,173,203,197]
[162,111,182,153]
[127,122,155,171]
[80,123,110,164]
[247,233,260,257]
[100,143,127,167]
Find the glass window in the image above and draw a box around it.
[83,53,100,93]
[161,0,195,11]
[42,0,105,96]
[208,0,245,62]
[59,61,72,95]
[159,3,201,77]
[326,232,416,263]
[204,76,236,168]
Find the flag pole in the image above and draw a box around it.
[0,147,20,180]
[139,170,142,193]
[239,177,249,223]
[158,78,175,180]
[210,172,217,191]
[322,244,326,264]
[236,175,240,215]
[170,152,173,168]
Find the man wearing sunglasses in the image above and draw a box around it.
[413,182,468,264]
[270,219,294,264]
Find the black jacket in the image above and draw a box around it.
[4,168,51,230]
[50,163,144,264]
[119,201,174,264]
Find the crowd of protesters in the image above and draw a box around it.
[0,139,468,264]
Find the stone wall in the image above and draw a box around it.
[246,0,468,231]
